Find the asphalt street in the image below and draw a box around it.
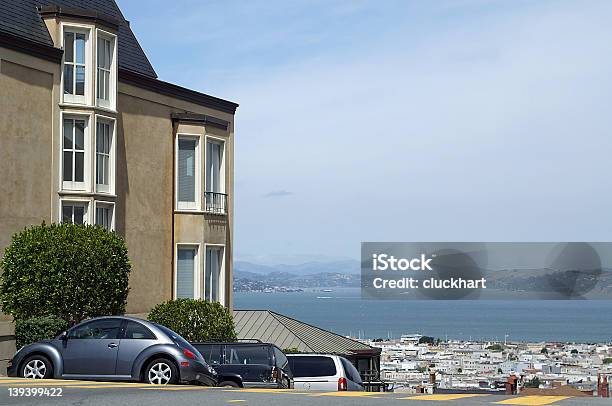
[0,377,607,406]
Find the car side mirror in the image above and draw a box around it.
[59,331,68,341]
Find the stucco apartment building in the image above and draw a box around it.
[0,0,237,345]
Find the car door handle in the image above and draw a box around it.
[108,343,118,348]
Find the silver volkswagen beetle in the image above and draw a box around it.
[7,316,217,385]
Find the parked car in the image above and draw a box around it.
[192,342,293,388]
[7,316,217,386]
[287,354,364,391]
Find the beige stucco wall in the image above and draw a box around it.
[0,51,57,261]
[0,47,60,366]
[117,84,235,312]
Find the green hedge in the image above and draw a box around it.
[148,299,236,342]
[15,316,69,348]
[0,223,131,325]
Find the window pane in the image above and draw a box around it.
[63,151,73,181]
[63,65,73,94]
[96,157,103,184]
[177,248,195,298]
[62,205,73,223]
[103,155,109,184]
[75,121,85,150]
[63,119,73,149]
[73,206,84,225]
[75,33,85,64]
[206,141,223,193]
[97,38,104,68]
[205,247,222,302]
[124,321,155,339]
[95,206,112,230]
[69,319,121,340]
[226,345,269,365]
[64,32,74,62]
[105,40,111,68]
[178,138,196,202]
[74,152,84,182]
[104,71,110,99]
[194,344,222,365]
[75,65,85,95]
[97,69,104,100]
[96,207,103,226]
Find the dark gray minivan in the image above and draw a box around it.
[193,342,293,388]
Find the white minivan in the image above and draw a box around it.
[287,354,364,391]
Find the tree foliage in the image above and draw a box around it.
[147,299,236,342]
[15,316,69,348]
[0,223,131,325]
[524,377,541,388]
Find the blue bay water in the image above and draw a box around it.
[235,288,612,343]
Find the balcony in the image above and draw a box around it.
[205,191,227,215]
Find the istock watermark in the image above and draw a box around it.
[361,242,612,300]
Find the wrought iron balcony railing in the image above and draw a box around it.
[205,191,227,215]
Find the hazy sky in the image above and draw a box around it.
[117,0,612,264]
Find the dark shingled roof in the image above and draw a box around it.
[0,0,157,78]
[233,310,376,355]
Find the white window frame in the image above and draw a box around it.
[94,201,115,231]
[94,115,116,195]
[174,244,201,299]
[60,112,92,192]
[175,134,201,211]
[95,29,117,110]
[203,243,226,305]
[59,198,90,225]
[61,23,93,105]
[204,135,226,194]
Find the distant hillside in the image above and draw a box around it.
[234,260,360,290]
[235,260,360,275]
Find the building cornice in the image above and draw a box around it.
[171,112,229,131]
[119,69,239,115]
[0,30,63,63]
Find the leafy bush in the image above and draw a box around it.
[148,299,236,342]
[486,344,503,351]
[15,316,69,348]
[524,377,541,388]
[0,223,131,325]
[604,358,612,364]
[283,347,301,354]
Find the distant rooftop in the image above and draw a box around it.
[234,310,378,355]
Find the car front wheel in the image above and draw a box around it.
[145,358,178,385]
[21,355,53,379]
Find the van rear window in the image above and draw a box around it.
[289,356,337,377]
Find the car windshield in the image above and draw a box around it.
[155,324,202,358]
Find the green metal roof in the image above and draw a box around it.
[233,310,376,355]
